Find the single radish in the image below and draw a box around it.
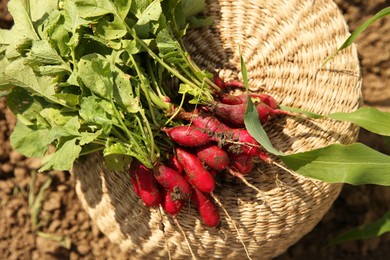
[162,125,212,147]
[229,153,253,174]
[255,102,276,123]
[135,163,162,207]
[161,189,185,216]
[211,102,247,126]
[214,129,260,156]
[153,163,191,200]
[218,93,243,105]
[210,100,287,126]
[196,144,230,171]
[220,93,278,109]
[213,74,244,89]
[190,188,220,227]
[230,129,260,156]
[255,93,278,110]
[176,148,215,193]
[223,80,245,89]
[179,111,232,133]
[168,155,183,175]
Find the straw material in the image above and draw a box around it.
[72,0,362,259]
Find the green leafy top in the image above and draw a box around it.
[0,0,210,171]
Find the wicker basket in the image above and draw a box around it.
[72,0,362,258]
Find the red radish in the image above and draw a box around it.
[211,102,247,126]
[168,156,183,175]
[196,144,230,171]
[255,102,276,123]
[179,111,232,133]
[220,93,278,109]
[176,148,215,193]
[153,163,191,200]
[161,189,185,216]
[229,153,253,174]
[258,150,272,164]
[256,93,278,110]
[190,188,220,227]
[213,73,225,89]
[162,125,212,147]
[210,99,288,126]
[224,80,245,88]
[135,163,162,207]
[219,93,243,105]
[213,74,244,89]
[230,129,260,156]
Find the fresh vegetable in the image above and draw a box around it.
[4,0,389,235]
[229,129,261,156]
[168,155,183,175]
[135,163,162,208]
[180,111,232,133]
[210,102,248,126]
[219,93,278,109]
[209,100,287,126]
[176,147,215,193]
[190,188,220,227]
[229,154,253,174]
[162,125,213,147]
[196,144,230,171]
[153,163,191,200]
[161,189,185,216]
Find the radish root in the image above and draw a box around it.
[210,192,252,260]
[173,217,197,260]
[228,168,263,194]
[158,208,172,260]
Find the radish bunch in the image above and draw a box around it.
[128,76,286,228]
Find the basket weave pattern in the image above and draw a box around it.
[73,0,361,258]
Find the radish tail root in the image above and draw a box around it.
[210,192,252,260]
[173,217,197,260]
[158,208,172,260]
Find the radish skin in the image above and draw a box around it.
[212,102,247,126]
[153,163,191,200]
[135,164,162,207]
[162,125,212,147]
[219,93,278,109]
[229,129,261,156]
[176,148,215,193]
[196,144,230,171]
[180,111,232,133]
[169,156,183,175]
[230,153,253,174]
[190,188,220,227]
[161,190,185,216]
[213,73,225,89]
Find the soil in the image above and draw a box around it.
[0,0,389,259]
